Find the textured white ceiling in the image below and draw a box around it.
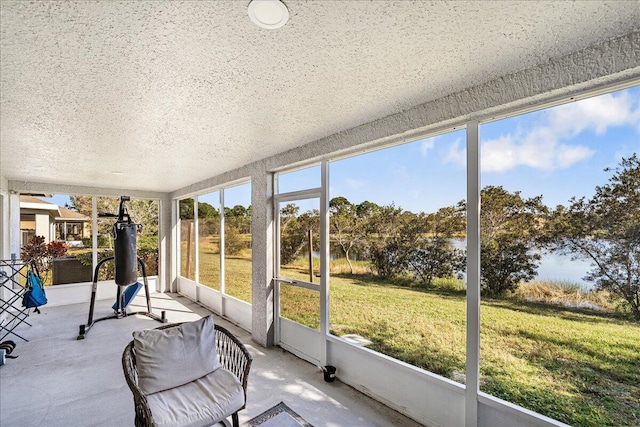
[1,1,639,192]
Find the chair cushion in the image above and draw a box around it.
[133,315,221,395]
[146,367,245,427]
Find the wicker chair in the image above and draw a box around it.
[122,322,252,427]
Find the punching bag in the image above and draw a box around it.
[113,196,140,286]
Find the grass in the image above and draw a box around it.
[480,298,639,426]
[186,246,639,426]
[515,280,619,312]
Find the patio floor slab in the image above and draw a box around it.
[0,293,424,427]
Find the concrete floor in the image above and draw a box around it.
[0,293,424,427]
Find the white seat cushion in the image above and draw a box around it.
[133,316,221,395]
[146,367,244,427]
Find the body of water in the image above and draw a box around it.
[449,239,594,289]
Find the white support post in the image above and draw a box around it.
[251,171,275,347]
[220,190,226,316]
[8,192,20,261]
[92,197,98,271]
[173,198,180,293]
[466,121,481,427]
[159,194,173,293]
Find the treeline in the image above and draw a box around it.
[69,197,161,276]
[70,196,160,250]
[281,155,640,320]
[179,199,252,235]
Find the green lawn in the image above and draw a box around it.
[189,247,640,426]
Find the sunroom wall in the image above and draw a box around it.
[170,33,640,427]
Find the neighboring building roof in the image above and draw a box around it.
[20,195,52,204]
[19,195,60,213]
[56,207,89,221]
[20,196,88,221]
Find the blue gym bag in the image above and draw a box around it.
[23,270,47,311]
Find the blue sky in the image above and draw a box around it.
[328,86,640,213]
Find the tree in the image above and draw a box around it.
[178,198,219,221]
[21,236,68,284]
[329,197,371,274]
[426,202,466,237]
[70,196,160,276]
[224,225,245,256]
[367,204,410,278]
[225,204,251,234]
[480,235,539,296]
[279,204,319,265]
[479,186,546,296]
[409,204,467,286]
[409,236,466,286]
[546,155,640,319]
[198,202,219,220]
[70,196,159,247]
[367,203,467,283]
[199,202,220,237]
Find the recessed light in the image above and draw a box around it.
[110,171,124,175]
[248,0,289,29]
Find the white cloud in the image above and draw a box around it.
[477,89,640,173]
[548,91,640,137]
[481,135,519,172]
[443,138,466,168]
[420,137,436,157]
[440,89,636,173]
[481,128,594,172]
[555,144,595,169]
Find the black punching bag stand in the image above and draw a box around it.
[77,196,166,340]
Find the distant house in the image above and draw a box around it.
[19,196,89,247]
[56,206,90,244]
[19,195,59,246]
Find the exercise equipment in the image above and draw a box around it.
[0,340,18,363]
[111,282,143,311]
[77,196,166,340]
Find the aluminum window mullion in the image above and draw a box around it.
[274,278,320,291]
[220,190,225,297]
[465,121,480,427]
[319,160,330,367]
[274,188,322,203]
[194,196,199,284]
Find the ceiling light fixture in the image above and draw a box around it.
[248,0,289,29]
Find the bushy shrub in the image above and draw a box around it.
[480,236,539,296]
[224,226,244,256]
[369,240,410,279]
[21,236,68,283]
[409,237,466,286]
